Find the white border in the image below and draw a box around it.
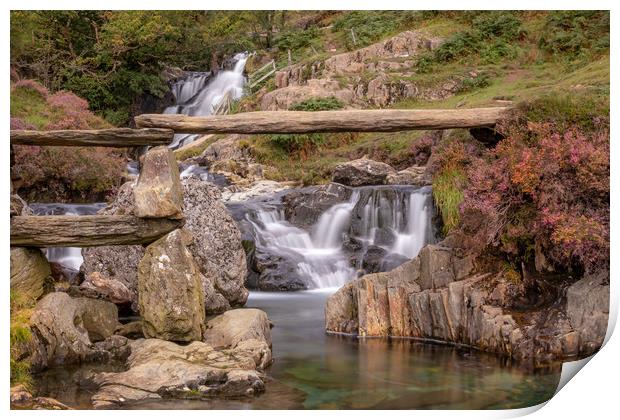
[3,1,618,419]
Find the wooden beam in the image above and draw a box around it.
[10,215,183,247]
[11,128,174,147]
[134,108,510,134]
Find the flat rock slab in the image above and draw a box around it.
[89,339,265,409]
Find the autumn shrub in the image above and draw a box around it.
[459,101,609,273]
[11,80,125,201]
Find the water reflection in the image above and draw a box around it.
[33,290,561,409]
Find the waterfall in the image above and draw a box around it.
[165,52,249,149]
[242,186,434,290]
[30,203,105,272]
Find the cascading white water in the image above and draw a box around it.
[391,190,432,258]
[246,193,360,289]
[165,53,249,148]
[244,187,434,290]
[30,203,106,271]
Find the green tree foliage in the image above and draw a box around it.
[10,11,265,125]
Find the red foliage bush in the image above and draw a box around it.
[11,80,126,202]
[460,119,609,272]
[13,79,49,98]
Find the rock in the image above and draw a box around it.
[10,247,51,300]
[205,308,272,348]
[138,229,206,342]
[89,339,266,409]
[332,158,395,186]
[261,79,354,111]
[418,245,455,290]
[204,308,273,370]
[326,244,606,362]
[386,166,431,186]
[10,384,70,410]
[566,270,609,354]
[81,271,134,305]
[182,176,248,307]
[324,31,440,76]
[282,183,352,228]
[221,180,294,202]
[134,146,184,219]
[115,320,145,339]
[50,262,80,285]
[83,177,249,315]
[250,251,308,291]
[10,194,32,216]
[29,292,121,371]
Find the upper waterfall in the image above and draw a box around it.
[165,52,249,148]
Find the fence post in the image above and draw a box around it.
[350,28,357,45]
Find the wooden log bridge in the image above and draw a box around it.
[135,107,510,134]
[10,216,184,247]
[10,127,174,147]
[10,128,183,248]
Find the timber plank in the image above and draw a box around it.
[11,128,174,147]
[134,108,510,134]
[10,215,183,247]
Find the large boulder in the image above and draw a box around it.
[88,339,266,409]
[133,146,184,219]
[138,229,206,342]
[183,176,249,306]
[332,158,395,187]
[82,177,248,313]
[325,244,603,363]
[29,292,123,371]
[10,194,32,217]
[10,247,51,300]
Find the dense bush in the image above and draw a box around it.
[289,96,344,111]
[11,80,125,201]
[417,12,524,71]
[538,11,610,59]
[459,98,609,273]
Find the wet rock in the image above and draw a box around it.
[566,270,610,355]
[332,158,396,187]
[251,251,307,291]
[50,262,80,285]
[10,247,51,300]
[89,339,266,409]
[221,180,294,202]
[134,146,184,219]
[283,183,352,228]
[138,229,206,342]
[81,271,134,305]
[29,292,121,371]
[10,384,70,410]
[360,245,388,273]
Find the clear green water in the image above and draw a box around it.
[33,290,561,409]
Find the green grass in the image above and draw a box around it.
[10,291,36,388]
[433,167,466,234]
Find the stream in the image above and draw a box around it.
[30,53,560,409]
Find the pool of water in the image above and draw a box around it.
[34,290,561,409]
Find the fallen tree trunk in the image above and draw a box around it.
[135,108,510,134]
[11,128,174,147]
[10,215,183,247]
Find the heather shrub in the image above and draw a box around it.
[11,80,125,201]
[460,110,609,273]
